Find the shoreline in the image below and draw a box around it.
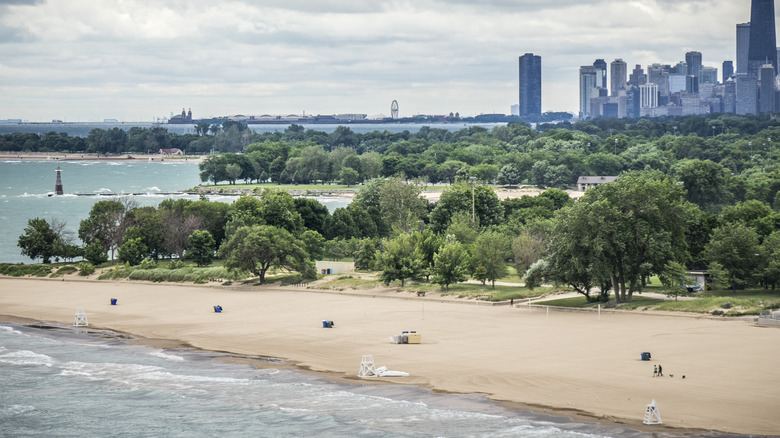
[1,277,777,436]
[0,313,722,437]
[0,152,204,163]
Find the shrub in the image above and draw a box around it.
[50,266,78,278]
[139,258,157,270]
[78,262,96,276]
[169,259,186,270]
[0,263,52,277]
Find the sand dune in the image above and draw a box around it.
[1,277,778,435]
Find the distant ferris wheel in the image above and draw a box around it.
[391,100,399,120]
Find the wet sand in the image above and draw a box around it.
[1,277,778,436]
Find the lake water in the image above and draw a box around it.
[0,122,506,137]
[0,160,350,264]
[0,321,642,438]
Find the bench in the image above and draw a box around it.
[417,291,426,297]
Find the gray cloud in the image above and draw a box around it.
[0,0,766,121]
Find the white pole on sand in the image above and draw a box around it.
[598,304,601,320]
[546,306,549,322]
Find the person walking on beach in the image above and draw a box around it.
[658,364,663,377]
[653,365,658,377]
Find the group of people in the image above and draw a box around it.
[653,364,663,377]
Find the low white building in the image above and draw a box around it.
[315,261,355,275]
[577,176,618,191]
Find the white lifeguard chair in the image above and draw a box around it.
[358,354,377,378]
[643,399,663,425]
[73,308,88,327]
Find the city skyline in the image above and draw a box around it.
[0,1,775,121]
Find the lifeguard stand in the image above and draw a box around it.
[73,308,88,327]
[358,354,377,378]
[643,399,663,425]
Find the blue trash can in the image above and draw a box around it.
[214,305,222,313]
[110,298,117,305]
[323,320,328,328]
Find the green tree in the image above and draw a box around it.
[429,183,503,233]
[339,166,360,186]
[225,163,242,184]
[187,230,216,267]
[497,164,523,185]
[673,159,733,213]
[260,189,304,235]
[511,229,547,278]
[431,241,469,290]
[78,199,126,262]
[471,231,510,287]
[117,237,147,266]
[301,229,326,261]
[658,261,689,301]
[375,233,424,287]
[546,171,692,303]
[379,176,428,234]
[82,240,108,266]
[411,229,443,280]
[703,222,761,291]
[760,231,780,291]
[293,197,330,235]
[218,225,313,283]
[17,217,59,263]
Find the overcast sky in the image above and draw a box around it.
[0,0,768,122]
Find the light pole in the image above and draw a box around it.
[469,176,476,224]
[749,141,752,161]
[614,138,618,155]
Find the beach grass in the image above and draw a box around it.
[399,280,550,300]
[50,265,78,278]
[98,265,247,284]
[0,263,52,277]
[312,275,381,291]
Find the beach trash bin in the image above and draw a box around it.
[323,320,334,328]
[214,305,222,313]
[110,298,117,305]
[641,352,651,361]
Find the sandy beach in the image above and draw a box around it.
[1,277,778,436]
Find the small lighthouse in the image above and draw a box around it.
[54,166,63,195]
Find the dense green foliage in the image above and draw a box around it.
[10,114,780,299]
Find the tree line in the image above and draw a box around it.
[17,168,780,297]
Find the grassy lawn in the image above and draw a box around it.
[542,287,780,316]
[542,295,665,310]
[396,280,551,301]
[312,275,382,291]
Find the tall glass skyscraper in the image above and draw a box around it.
[518,53,542,116]
[737,22,751,74]
[748,0,777,75]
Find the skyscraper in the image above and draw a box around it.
[737,22,751,74]
[579,66,598,119]
[610,59,627,97]
[685,51,703,79]
[593,59,608,89]
[736,74,758,114]
[518,53,542,116]
[748,0,777,76]
[723,60,734,82]
[759,64,776,112]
